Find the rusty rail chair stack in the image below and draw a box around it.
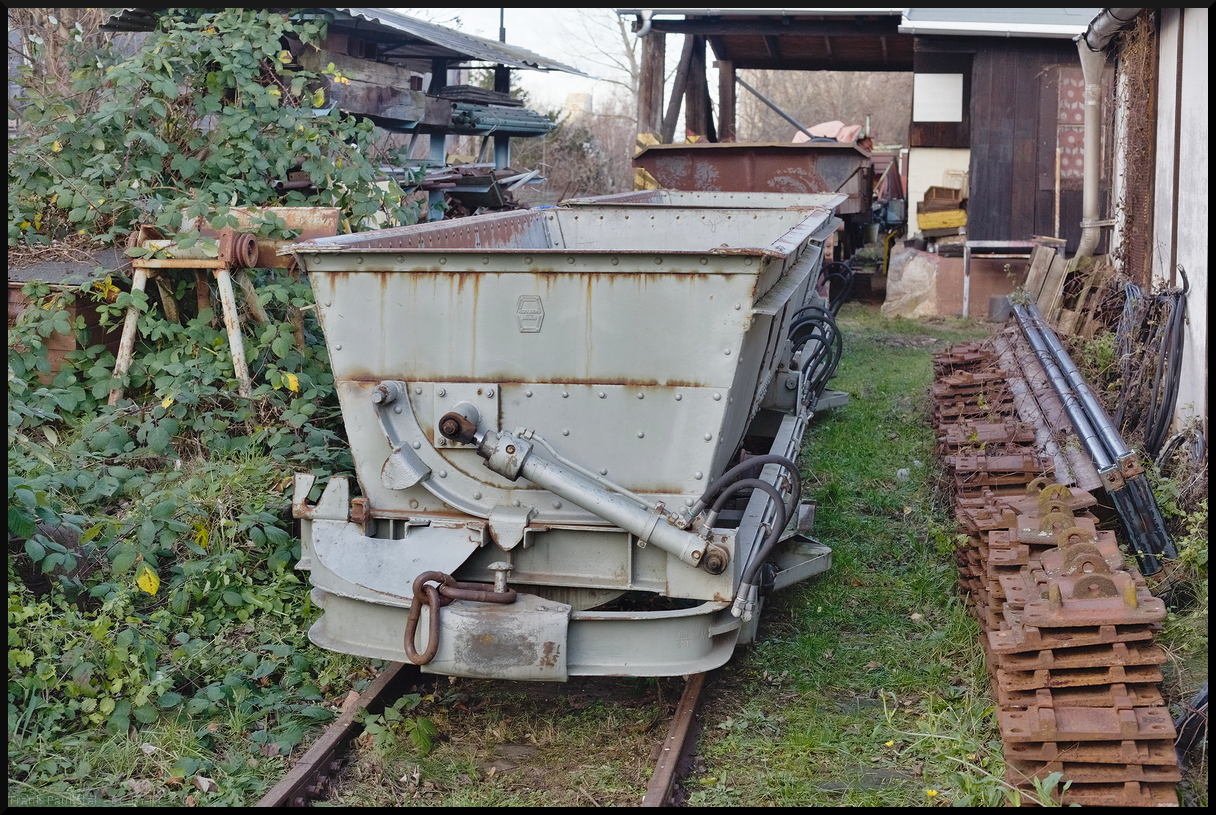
[932,340,1181,807]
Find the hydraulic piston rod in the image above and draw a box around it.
[472,429,728,572]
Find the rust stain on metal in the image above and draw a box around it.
[632,143,872,215]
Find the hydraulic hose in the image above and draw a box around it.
[703,477,788,620]
[788,304,843,407]
[1114,276,1188,458]
[689,454,801,524]
[704,477,788,551]
[1144,289,1186,457]
[818,261,854,315]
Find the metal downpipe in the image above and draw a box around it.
[1074,38,1105,261]
[1073,9,1142,261]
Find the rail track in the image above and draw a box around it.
[932,327,1182,807]
[255,665,710,807]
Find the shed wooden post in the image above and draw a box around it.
[662,35,695,143]
[717,60,736,142]
[685,35,711,140]
[637,31,665,140]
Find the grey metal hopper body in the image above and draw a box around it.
[287,204,839,679]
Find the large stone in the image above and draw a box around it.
[881,246,940,318]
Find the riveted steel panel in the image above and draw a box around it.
[289,200,841,678]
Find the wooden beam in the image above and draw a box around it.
[647,19,904,37]
[717,60,736,142]
[662,35,695,143]
[637,32,665,138]
[685,35,709,140]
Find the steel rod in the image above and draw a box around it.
[1020,302,1131,460]
[1012,304,1114,469]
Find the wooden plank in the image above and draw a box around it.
[1010,48,1038,238]
[1069,268,1102,317]
[1057,308,1079,336]
[1035,60,1061,238]
[1037,255,1070,320]
[1022,245,1057,300]
[968,49,994,236]
[921,226,962,238]
[917,209,967,230]
[716,58,735,142]
[1079,310,1102,339]
[988,46,1017,239]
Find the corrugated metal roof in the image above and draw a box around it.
[899,8,1102,39]
[101,8,590,76]
[332,8,589,75]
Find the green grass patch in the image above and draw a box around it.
[687,303,1007,806]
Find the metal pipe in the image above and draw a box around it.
[635,9,653,37]
[1073,9,1142,260]
[1013,303,1175,572]
[1013,304,1115,469]
[1073,38,1105,261]
[1081,8,1143,51]
[735,76,815,142]
[477,431,720,570]
[1019,302,1131,461]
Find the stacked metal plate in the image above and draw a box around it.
[932,342,1181,806]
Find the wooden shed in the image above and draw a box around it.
[900,8,1107,253]
[620,8,1103,252]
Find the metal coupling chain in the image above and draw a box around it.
[403,571,518,665]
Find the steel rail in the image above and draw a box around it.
[255,662,421,807]
[256,660,710,807]
[642,671,710,807]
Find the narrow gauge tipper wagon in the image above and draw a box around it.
[287,202,841,680]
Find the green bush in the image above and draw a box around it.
[9,8,421,247]
[6,9,419,802]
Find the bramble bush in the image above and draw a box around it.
[7,8,427,803]
[9,8,422,247]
